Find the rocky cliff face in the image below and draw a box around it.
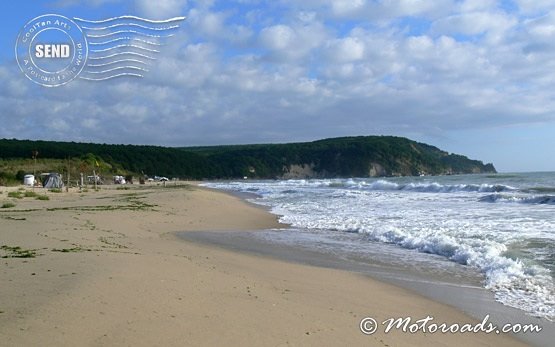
[282,164,318,179]
[368,163,386,177]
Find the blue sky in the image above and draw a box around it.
[2,1,555,172]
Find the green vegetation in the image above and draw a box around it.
[0,136,496,180]
[24,191,38,198]
[0,171,19,186]
[5,190,49,201]
[0,245,37,258]
[7,191,23,199]
[1,202,16,209]
[52,247,90,253]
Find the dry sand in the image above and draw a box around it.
[0,184,529,346]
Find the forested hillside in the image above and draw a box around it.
[0,136,496,183]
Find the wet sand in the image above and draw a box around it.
[180,229,553,347]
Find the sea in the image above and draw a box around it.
[203,172,555,322]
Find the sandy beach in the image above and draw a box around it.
[0,183,533,346]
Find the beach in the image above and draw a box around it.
[0,183,535,346]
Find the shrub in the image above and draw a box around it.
[1,202,16,208]
[36,195,50,201]
[24,191,38,198]
[7,192,23,199]
[0,172,18,186]
[15,170,26,182]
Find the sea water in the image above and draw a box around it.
[203,172,555,321]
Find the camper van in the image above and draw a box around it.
[113,176,126,184]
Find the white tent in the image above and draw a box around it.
[43,173,64,189]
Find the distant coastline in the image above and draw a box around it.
[0,136,495,184]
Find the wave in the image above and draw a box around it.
[275,209,555,321]
[201,179,555,320]
[364,180,515,193]
[480,194,555,205]
[525,186,555,194]
[278,179,516,194]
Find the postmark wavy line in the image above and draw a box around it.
[16,14,184,86]
[86,30,175,39]
[87,59,149,67]
[83,66,149,74]
[74,15,186,24]
[81,23,180,31]
[90,44,160,53]
[88,37,162,46]
[79,72,144,81]
[87,52,156,61]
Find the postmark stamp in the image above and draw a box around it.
[15,14,88,87]
[15,14,186,87]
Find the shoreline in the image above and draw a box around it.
[0,183,538,346]
[179,229,553,347]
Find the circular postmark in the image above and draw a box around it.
[15,14,88,87]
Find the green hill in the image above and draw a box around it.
[0,136,495,184]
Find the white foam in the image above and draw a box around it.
[203,178,555,321]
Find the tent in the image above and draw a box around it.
[43,173,64,189]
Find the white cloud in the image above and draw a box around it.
[187,8,226,36]
[258,22,327,61]
[135,0,188,18]
[458,0,497,13]
[514,0,555,15]
[326,37,365,62]
[330,0,366,16]
[524,12,555,37]
[288,0,455,21]
[260,24,296,51]
[431,11,516,40]
[3,0,555,162]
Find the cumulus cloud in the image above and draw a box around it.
[134,0,188,18]
[514,0,555,14]
[4,0,555,155]
[330,0,366,16]
[325,37,365,62]
[431,10,517,42]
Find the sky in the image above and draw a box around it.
[1,0,555,172]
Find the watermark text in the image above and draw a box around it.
[359,315,542,335]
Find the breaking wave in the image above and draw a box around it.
[273,179,516,193]
[480,194,555,205]
[203,176,555,321]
